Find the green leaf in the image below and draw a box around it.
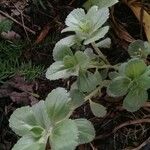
[90,100,107,117]
[30,126,44,138]
[128,40,150,58]
[84,0,118,9]
[57,35,77,47]
[9,106,38,136]
[65,8,86,28]
[32,101,51,129]
[50,119,78,150]
[0,19,13,32]
[63,55,77,68]
[123,87,148,112]
[70,89,85,109]
[136,74,150,90]
[53,45,73,61]
[46,61,78,80]
[45,88,71,123]
[78,71,102,93]
[86,7,109,31]
[128,40,145,57]
[74,119,95,144]
[75,51,89,70]
[124,58,147,79]
[109,71,120,80]
[84,26,109,45]
[107,76,131,97]
[12,135,45,150]
[96,38,111,48]
[84,48,97,60]
[144,41,150,55]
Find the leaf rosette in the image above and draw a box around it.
[107,58,150,112]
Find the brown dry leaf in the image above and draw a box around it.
[35,24,51,44]
[124,0,150,42]
[10,92,30,105]
[110,7,135,48]
[0,75,39,105]
[8,76,34,92]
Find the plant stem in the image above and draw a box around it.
[84,80,110,102]
[84,86,102,101]
[89,64,118,70]
[91,42,110,65]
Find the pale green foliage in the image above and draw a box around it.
[84,0,118,9]
[90,100,107,117]
[128,40,150,59]
[95,38,111,48]
[50,119,79,150]
[9,88,95,150]
[77,71,102,93]
[74,119,95,144]
[107,58,150,112]
[46,50,91,80]
[70,89,85,109]
[62,6,110,45]
[46,5,110,121]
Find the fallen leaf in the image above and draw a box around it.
[124,0,150,42]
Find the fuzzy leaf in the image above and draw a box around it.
[57,35,77,47]
[90,101,107,117]
[144,41,150,55]
[12,135,45,150]
[32,101,51,129]
[70,89,84,109]
[30,126,44,138]
[137,74,150,90]
[107,76,131,97]
[74,119,95,144]
[84,0,118,9]
[45,88,71,123]
[46,61,78,80]
[128,40,150,58]
[123,87,148,112]
[84,48,97,60]
[108,71,120,80]
[63,55,77,68]
[75,51,90,70]
[84,26,109,45]
[50,119,78,150]
[96,38,111,48]
[124,58,147,79]
[53,45,73,61]
[86,7,109,32]
[78,71,102,93]
[65,8,86,28]
[9,106,38,136]
[128,40,145,57]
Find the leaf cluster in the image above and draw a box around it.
[9,88,95,150]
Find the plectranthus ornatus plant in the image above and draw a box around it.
[9,0,150,150]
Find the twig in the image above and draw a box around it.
[0,10,36,35]
[12,3,30,41]
[131,136,150,150]
[113,118,150,133]
[91,42,110,65]
[95,118,150,140]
